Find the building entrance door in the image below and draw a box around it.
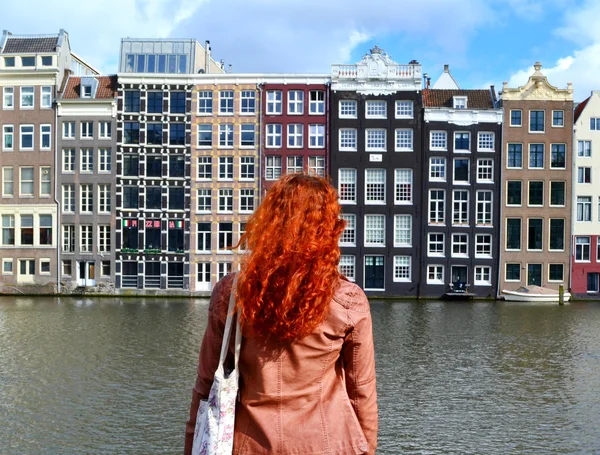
[77,261,96,287]
[364,255,384,289]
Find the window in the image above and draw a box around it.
[170,91,186,114]
[23,56,35,67]
[339,214,356,246]
[308,156,325,177]
[507,144,523,168]
[428,233,445,256]
[476,191,492,226]
[218,222,233,251]
[99,149,111,172]
[265,156,282,180]
[309,91,325,114]
[143,155,160,178]
[394,169,412,205]
[80,225,93,253]
[577,196,592,221]
[339,100,357,118]
[41,56,52,66]
[552,110,564,127]
[453,159,470,183]
[123,186,139,209]
[578,140,591,157]
[97,122,112,140]
[452,190,469,225]
[309,125,325,148]
[393,215,412,247]
[168,220,184,251]
[2,259,13,275]
[123,154,139,176]
[266,124,282,148]
[507,181,522,206]
[2,215,15,245]
[124,90,141,112]
[81,85,92,98]
[395,101,413,118]
[124,122,139,144]
[20,86,34,108]
[4,57,15,67]
[218,156,233,180]
[2,167,13,197]
[240,189,255,212]
[475,234,492,258]
[427,265,444,285]
[578,167,592,184]
[197,189,211,212]
[365,215,385,246]
[266,90,282,114]
[197,222,211,252]
[193,157,211,181]
[168,187,184,210]
[198,91,213,114]
[477,132,495,151]
[20,167,33,196]
[591,118,600,130]
[575,236,591,261]
[529,110,545,132]
[121,219,139,249]
[147,91,163,114]
[429,190,445,224]
[80,184,93,213]
[19,125,34,150]
[339,256,356,281]
[453,96,467,109]
[288,124,304,148]
[240,156,255,180]
[529,144,544,168]
[528,181,543,206]
[62,260,72,276]
[80,148,93,173]
[452,234,468,257]
[338,168,356,203]
[365,100,386,118]
[3,87,14,109]
[3,125,13,151]
[63,121,75,139]
[286,156,303,174]
[62,184,75,212]
[477,159,493,183]
[549,219,564,251]
[365,169,386,204]
[145,220,161,250]
[550,181,565,206]
[218,262,232,280]
[339,128,357,151]
[240,90,256,114]
[430,131,447,150]
[528,218,543,250]
[551,144,566,168]
[98,184,111,213]
[395,129,413,151]
[98,225,111,253]
[41,86,52,108]
[197,124,212,147]
[506,218,521,250]
[454,132,470,151]
[506,263,520,281]
[549,264,564,282]
[474,266,492,286]
[288,90,304,114]
[146,186,162,209]
[366,129,386,151]
[218,188,233,212]
[219,124,233,147]
[219,90,234,114]
[393,256,411,282]
[40,167,50,197]
[169,123,185,146]
[240,124,256,147]
[429,158,446,181]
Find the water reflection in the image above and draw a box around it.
[0,298,599,454]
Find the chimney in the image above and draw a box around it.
[490,85,497,104]
[444,64,449,73]
[204,40,211,74]
[220,59,225,70]
[427,77,431,89]
[228,64,232,74]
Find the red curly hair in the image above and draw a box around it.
[234,174,346,342]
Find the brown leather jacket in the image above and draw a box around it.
[184,274,378,455]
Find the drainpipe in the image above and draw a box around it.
[257,82,263,200]
[496,107,504,299]
[54,97,61,294]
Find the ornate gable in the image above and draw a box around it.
[502,62,573,101]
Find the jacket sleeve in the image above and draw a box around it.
[184,274,232,455]
[342,292,378,455]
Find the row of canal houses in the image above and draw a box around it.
[1,30,600,299]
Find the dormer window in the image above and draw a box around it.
[21,57,35,67]
[82,85,92,98]
[4,57,15,67]
[453,96,467,109]
[41,56,52,66]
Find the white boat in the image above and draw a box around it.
[502,285,571,302]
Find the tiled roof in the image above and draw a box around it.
[574,96,590,122]
[423,89,494,109]
[62,75,118,99]
[2,36,58,54]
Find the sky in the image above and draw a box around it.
[2,0,600,101]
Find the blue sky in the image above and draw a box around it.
[2,0,599,101]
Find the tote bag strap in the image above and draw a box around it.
[218,273,242,369]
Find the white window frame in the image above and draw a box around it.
[240,90,256,114]
[266,90,282,115]
[338,168,357,204]
[339,128,357,152]
[62,148,75,173]
[265,156,282,181]
[98,225,111,253]
[339,100,357,118]
[364,214,385,247]
[427,265,445,285]
[3,87,14,109]
[339,255,356,281]
[197,124,212,148]
[196,188,212,213]
[2,125,14,151]
[63,121,75,139]
[451,233,468,258]
[309,90,325,115]
[474,266,492,286]
[218,123,234,148]
[80,121,93,139]
[286,155,303,174]
[476,158,494,183]
[429,157,446,182]
[477,132,495,152]
[552,110,564,127]
[39,124,51,151]
[454,132,470,152]
[475,234,493,258]
[308,124,325,148]
[428,233,445,257]
[219,90,234,115]
[80,184,93,214]
[19,125,34,151]
[453,96,467,109]
[62,184,75,213]
[218,156,234,181]
[239,124,255,148]
[2,258,13,275]
[19,167,34,197]
[476,190,493,226]
[395,129,413,152]
[394,169,412,205]
[287,90,304,115]
[80,225,93,253]
[99,148,111,173]
[429,189,445,224]
[197,90,213,115]
[2,166,13,197]
[197,156,212,180]
[98,184,111,214]
[395,100,414,118]
[266,124,282,148]
[41,86,52,108]
[287,124,304,148]
[240,188,255,213]
[62,225,75,253]
[393,214,412,247]
[240,156,255,180]
[218,188,234,213]
[393,256,411,282]
[339,213,356,246]
[20,86,34,109]
[39,167,51,197]
[578,140,591,158]
[99,121,112,139]
[366,129,386,152]
[430,131,447,150]
[452,190,469,226]
[364,168,386,205]
[80,148,94,173]
[308,156,325,177]
[365,100,386,119]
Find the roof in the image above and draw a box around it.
[62,75,118,99]
[432,65,460,90]
[2,36,58,54]
[423,89,495,109]
[574,96,590,122]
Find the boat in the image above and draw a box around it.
[501,285,571,302]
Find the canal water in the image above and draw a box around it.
[1,297,599,455]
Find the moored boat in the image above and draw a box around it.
[502,285,571,302]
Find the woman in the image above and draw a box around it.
[185,174,378,455]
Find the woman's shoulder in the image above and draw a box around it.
[332,278,369,311]
[208,273,236,318]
